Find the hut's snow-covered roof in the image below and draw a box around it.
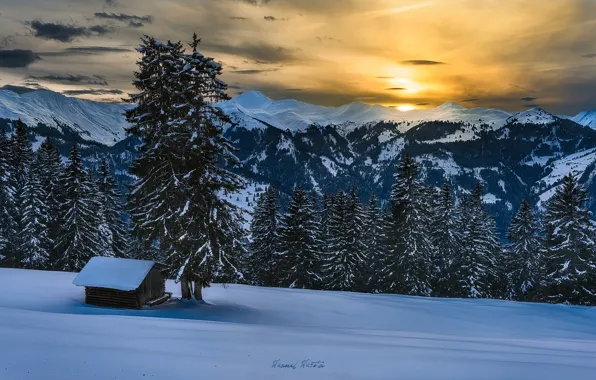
[73,257,161,291]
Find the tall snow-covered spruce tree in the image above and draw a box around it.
[321,190,367,291]
[248,186,280,286]
[20,160,51,268]
[506,200,542,301]
[543,173,596,305]
[36,138,64,267]
[7,119,33,267]
[126,34,245,300]
[431,182,462,297]
[96,159,129,258]
[361,192,384,293]
[56,143,102,271]
[379,154,434,296]
[0,127,12,262]
[277,186,321,289]
[452,182,501,298]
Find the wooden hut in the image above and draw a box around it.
[73,257,171,309]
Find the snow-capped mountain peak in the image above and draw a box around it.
[507,107,557,125]
[230,90,273,109]
[221,93,514,133]
[436,102,466,111]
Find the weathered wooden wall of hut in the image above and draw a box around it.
[85,287,141,309]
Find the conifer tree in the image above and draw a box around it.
[431,182,462,297]
[56,143,102,271]
[506,200,542,301]
[379,154,434,296]
[361,192,384,293]
[278,186,321,289]
[126,237,163,262]
[317,193,333,261]
[6,119,33,267]
[126,34,245,300]
[543,173,596,305]
[20,160,51,268]
[321,190,367,291]
[248,186,280,286]
[36,138,64,267]
[96,159,129,258]
[0,127,11,262]
[452,183,501,298]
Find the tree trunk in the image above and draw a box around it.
[181,275,191,300]
[193,280,203,301]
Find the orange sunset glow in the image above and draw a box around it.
[1,0,596,113]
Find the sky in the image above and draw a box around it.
[1,0,596,114]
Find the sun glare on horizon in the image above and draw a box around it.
[396,104,415,111]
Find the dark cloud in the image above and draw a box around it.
[237,0,272,5]
[67,46,130,53]
[29,74,109,86]
[0,49,41,68]
[62,88,123,96]
[230,16,248,20]
[93,12,153,24]
[416,102,431,106]
[105,0,118,6]
[525,104,541,108]
[204,42,297,64]
[520,96,538,102]
[88,25,113,35]
[28,21,113,42]
[264,16,287,21]
[461,98,480,102]
[39,46,131,56]
[385,87,406,90]
[316,36,341,43]
[400,60,446,65]
[232,68,279,75]
[0,85,41,94]
[128,21,145,28]
[582,53,596,58]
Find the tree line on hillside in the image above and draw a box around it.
[1,32,595,307]
[247,154,596,306]
[0,120,129,270]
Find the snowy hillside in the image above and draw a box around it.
[220,90,513,132]
[573,110,596,128]
[0,89,129,146]
[1,268,596,380]
[533,148,596,209]
[220,179,270,228]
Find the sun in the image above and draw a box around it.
[387,77,424,94]
[396,104,415,112]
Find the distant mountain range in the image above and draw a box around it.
[2,87,596,235]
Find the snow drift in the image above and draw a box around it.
[1,268,596,380]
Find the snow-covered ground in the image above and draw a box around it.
[1,268,596,380]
